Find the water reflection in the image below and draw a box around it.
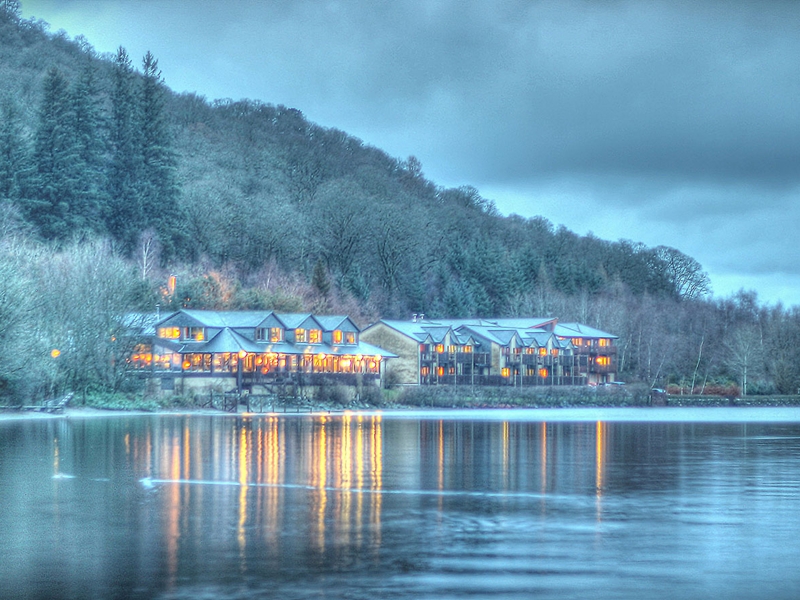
[2,414,800,599]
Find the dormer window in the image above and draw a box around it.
[345,332,356,344]
[333,330,343,344]
[259,327,283,342]
[158,327,180,339]
[309,329,321,344]
[187,327,205,341]
[296,328,307,343]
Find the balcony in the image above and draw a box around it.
[572,345,618,356]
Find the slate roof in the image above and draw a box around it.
[553,322,619,339]
[368,317,616,349]
[152,309,396,358]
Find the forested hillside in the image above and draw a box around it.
[2,3,800,400]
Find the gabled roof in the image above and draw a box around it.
[554,323,619,339]
[278,313,322,330]
[157,309,273,329]
[420,326,451,343]
[487,328,521,346]
[372,319,431,342]
[373,316,617,349]
[190,328,263,354]
[521,330,553,347]
[315,315,359,332]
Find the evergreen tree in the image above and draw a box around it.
[28,67,81,239]
[138,51,182,256]
[107,46,141,247]
[69,61,107,232]
[0,97,28,202]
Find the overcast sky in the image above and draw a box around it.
[19,1,800,306]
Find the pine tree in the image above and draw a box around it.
[0,97,28,203]
[69,61,107,232]
[138,51,182,256]
[28,67,81,239]
[107,46,141,247]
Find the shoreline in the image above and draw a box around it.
[2,404,800,423]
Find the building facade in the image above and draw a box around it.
[128,309,396,396]
[360,317,618,386]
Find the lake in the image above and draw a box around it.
[2,408,800,599]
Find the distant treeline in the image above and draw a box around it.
[2,3,800,402]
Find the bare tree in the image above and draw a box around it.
[655,246,711,300]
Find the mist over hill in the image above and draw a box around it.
[2,4,800,400]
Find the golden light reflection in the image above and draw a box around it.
[166,431,181,584]
[371,415,383,546]
[355,415,365,549]
[540,422,548,495]
[314,417,328,552]
[595,420,607,524]
[238,421,250,571]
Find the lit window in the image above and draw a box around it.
[295,328,307,343]
[599,338,609,347]
[463,345,472,353]
[596,356,609,366]
[436,344,444,353]
[501,367,510,377]
[158,327,180,339]
[448,345,456,353]
[437,366,445,377]
[552,349,559,356]
[309,329,321,344]
[270,328,283,342]
[539,347,547,356]
[188,327,204,341]
[573,338,583,346]
[333,330,343,344]
[345,332,356,344]
[539,368,548,378]
[421,366,430,376]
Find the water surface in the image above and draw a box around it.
[2,409,800,599]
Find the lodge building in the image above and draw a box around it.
[128,309,396,396]
[127,310,618,395]
[360,317,618,387]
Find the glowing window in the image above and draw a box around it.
[599,338,609,347]
[346,332,356,344]
[501,367,510,377]
[596,356,609,366]
[539,347,547,356]
[158,327,180,339]
[295,328,307,343]
[436,344,444,353]
[309,329,322,344]
[463,345,472,353]
[333,330,343,344]
[270,328,283,342]
[538,368,548,378]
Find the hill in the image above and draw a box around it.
[6,4,800,402]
